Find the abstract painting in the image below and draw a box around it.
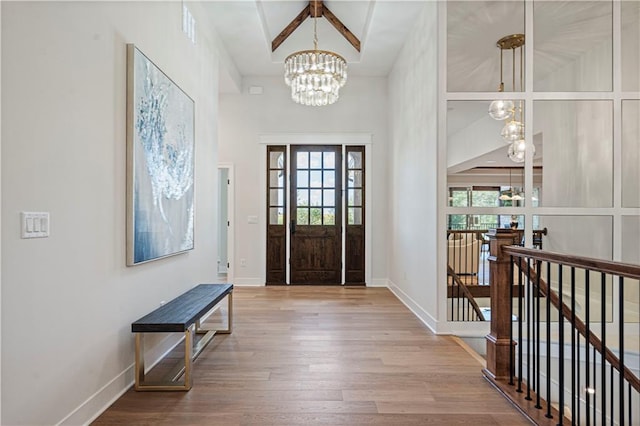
[126,44,195,265]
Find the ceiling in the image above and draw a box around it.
[203,0,427,90]
[203,1,633,171]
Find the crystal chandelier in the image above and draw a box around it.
[284,8,347,107]
[487,34,528,163]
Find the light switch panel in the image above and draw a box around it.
[21,212,50,239]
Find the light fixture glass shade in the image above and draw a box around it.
[508,141,525,163]
[499,193,512,201]
[501,120,525,143]
[488,100,515,120]
[284,50,347,106]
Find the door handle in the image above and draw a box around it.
[290,220,296,235]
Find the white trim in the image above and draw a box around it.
[364,144,373,287]
[259,133,374,286]
[233,278,264,286]
[369,278,389,288]
[57,333,183,425]
[259,144,268,285]
[218,163,235,286]
[58,367,134,426]
[387,280,438,333]
[437,0,449,324]
[259,133,373,146]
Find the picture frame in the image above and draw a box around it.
[126,44,195,265]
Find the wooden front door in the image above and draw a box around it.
[289,145,342,284]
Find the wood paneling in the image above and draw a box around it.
[345,226,365,284]
[94,287,528,425]
[266,228,286,284]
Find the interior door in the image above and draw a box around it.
[289,145,342,284]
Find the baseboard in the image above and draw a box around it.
[57,364,134,426]
[387,280,438,333]
[233,277,263,286]
[57,333,184,425]
[369,278,389,287]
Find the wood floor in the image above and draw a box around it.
[93,287,529,425]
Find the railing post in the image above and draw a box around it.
[484,228,517,381]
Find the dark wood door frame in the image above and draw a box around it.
[265,143,368,286]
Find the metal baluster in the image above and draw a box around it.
[628,383,632,426]
[618,276,624,426]
[571,267,576,424]
[450,274,454,321]
[601,273,606,426]
[586,270,591,426]
[610,364,614,426]
[536,259,542,409]
[462,291,466,321]
[517,256,524,393]
[526,257,532,401]
[577,326,580,426]
[594,346,598,425]
[558,264,565,426]
[546,261,553,419]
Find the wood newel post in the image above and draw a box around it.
[484,228,517,381]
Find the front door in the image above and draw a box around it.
[289,145,342,284]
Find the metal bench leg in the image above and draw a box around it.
[219,291,233,334]
[134,333,145,390]
[134,328,193,391]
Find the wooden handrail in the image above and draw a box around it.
[504,246,640,281]
[512,255,640,393]
[447,265,485,321]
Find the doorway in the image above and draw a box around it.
[218,164,234,283]
[265,145,365,285]
[289,145,342,284]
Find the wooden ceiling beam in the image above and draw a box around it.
[310,0,323,18]
[322,6,361,52]
[271,5,311,52]
[271,1,361,53]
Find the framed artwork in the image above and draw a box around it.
[126,44,195,265]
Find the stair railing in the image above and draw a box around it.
[447,265,485,321]
[483,229,640,425]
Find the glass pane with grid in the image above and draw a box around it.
[295,150,338,226]
[347,150,364,225]
[268,149,286,225]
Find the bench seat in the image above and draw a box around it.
[131,283,233,391]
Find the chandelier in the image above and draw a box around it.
[487,34,528,163]
[498,168,523,202]
[284,9,347,106]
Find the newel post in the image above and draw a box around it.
[484,228,516,381]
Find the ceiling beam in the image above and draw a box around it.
[271,1,361,53]
[310,0,323,18]
[271,5,311,52]
[322,6,361,52]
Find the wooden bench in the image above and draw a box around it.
[131,283,233,391]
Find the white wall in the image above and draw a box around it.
[387,2,440,330]
[1,2,221,424]
[0,2,3,420]
[218,76,389,285]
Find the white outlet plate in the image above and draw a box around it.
[21,212,50,239]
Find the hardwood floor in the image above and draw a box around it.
[93,287,528,425]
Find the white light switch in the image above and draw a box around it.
[21,212,50,239]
